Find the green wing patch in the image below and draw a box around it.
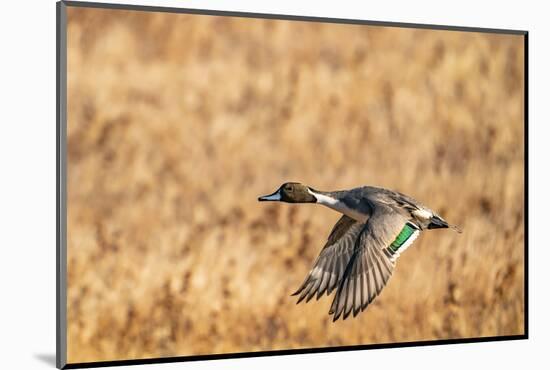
[389,223,418,253]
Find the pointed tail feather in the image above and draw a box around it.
[450,223,463,233]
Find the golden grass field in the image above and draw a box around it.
[66,7,525,364]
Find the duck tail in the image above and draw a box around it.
[428,215,463,233]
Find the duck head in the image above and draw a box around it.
[258,182,317,203]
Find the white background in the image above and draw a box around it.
[0,0,547,369]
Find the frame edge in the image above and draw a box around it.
[57,1,68,369]
[62,0,527,35]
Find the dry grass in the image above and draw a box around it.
[66,7,525,364]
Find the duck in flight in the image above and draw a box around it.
[258,182,461,321]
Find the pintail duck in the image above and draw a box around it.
[258,182,461,321]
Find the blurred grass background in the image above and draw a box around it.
[66,7,525,363]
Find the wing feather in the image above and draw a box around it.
[293,215,363,300]
[292,204,422,321]
[329,206,414,320]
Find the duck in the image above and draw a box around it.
[258,182,461,321]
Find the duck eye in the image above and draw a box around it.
[285,185,293,192]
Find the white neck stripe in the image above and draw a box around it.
[308,189,339,206]
[308,188,368,223]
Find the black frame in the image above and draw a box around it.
[56,1,529,368]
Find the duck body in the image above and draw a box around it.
[310,185,450,230]
[259,182,460,321]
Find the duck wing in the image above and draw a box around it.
[292,215,365,303]
[329,206,416,321]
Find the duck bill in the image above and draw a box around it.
[258,190,281,202]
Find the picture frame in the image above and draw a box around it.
[57,1,528,368]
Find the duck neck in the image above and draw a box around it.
[307,188,340,207]
[307,188,368,223]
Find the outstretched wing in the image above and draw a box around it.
[329,207,413,321]
[292,215,365,303]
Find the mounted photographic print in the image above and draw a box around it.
[56,1,528,368]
